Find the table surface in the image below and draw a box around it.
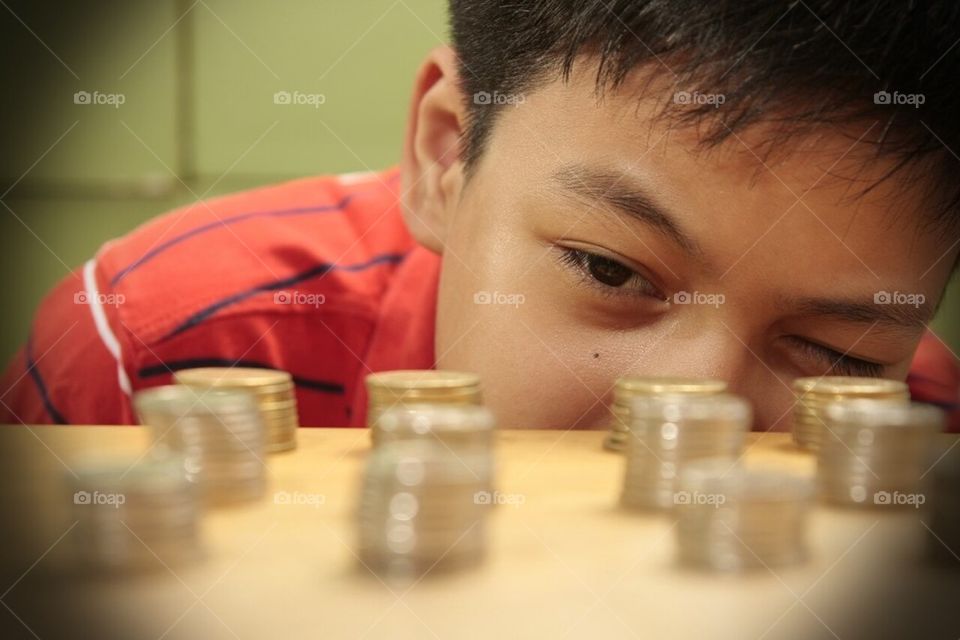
[0,427,956,640]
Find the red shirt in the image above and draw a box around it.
[2,167,958,430]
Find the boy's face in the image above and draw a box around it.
[426,61,957,430]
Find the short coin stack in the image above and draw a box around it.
[375,402,495,450]
[174,367,299,453]
[817,399,943,507]
[357,409,494,579]
[792,376,909,451]
[68,454,201,573]
[675,460,814,571]
[621,393,751,510]
[134,385,267,506]
[604,377,727,452]
[365,370,482,447]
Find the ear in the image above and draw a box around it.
[400,46,466,253]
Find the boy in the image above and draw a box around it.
[3,0,959,430]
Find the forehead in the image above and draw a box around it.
[474,64,957,299]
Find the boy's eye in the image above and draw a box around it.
[557,248,663,298]
[585,254,633,286]
[784,336,885,378]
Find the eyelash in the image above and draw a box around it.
[557,248,663,299]
[784,336,884,378]
[558,247,885,378]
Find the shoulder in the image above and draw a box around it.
[95,167,411,347]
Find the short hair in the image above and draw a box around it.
[449,0,960,233]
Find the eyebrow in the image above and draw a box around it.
[551,164,701,256]
[786,296,932,331]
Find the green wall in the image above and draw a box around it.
[1,0,449,365]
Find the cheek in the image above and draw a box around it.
[437,288,642,428]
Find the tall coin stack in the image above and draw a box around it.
[621,393,751,510]
[134,385,268,506]
[675,460,813,571]
[357,428,494,579]
[68,454,201,573]
[817,399,943,507]
[604,377,727,452]
[792,376,909,451]
[175,367,299,453]
[365,370,482,446]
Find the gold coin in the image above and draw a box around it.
[792,377,909,451]
[792,376,908,397]
[174,367,293,388]
[366,369,480,391]
[614,376,727,396]
[366,370,482,405]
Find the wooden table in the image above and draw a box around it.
[0,427,956,640]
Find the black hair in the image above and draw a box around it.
[449,0,960,232]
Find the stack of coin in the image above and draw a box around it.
[792,376,909,451]
[365,370,482,446]
[621,393,751,510]
[134,385,267,506]
[375,403,497,498]
[375,403,495,448]
[68,454,201,573]
[675,459,813,571]
[604,377,727,452]
[817,399,943,507]
[174,367,298,453]
[927,446,960,564]
[357,437,493,579]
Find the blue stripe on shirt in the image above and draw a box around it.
[110,196,354,286]
[137,358,345,395]
[161,251,408,340]
[26,334,68,425]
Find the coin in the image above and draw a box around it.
[675,459,813,571]
[816,399,942,507]
[357,438,493,579]
[67,453,202,573]
[365,370,483,446]
[620,393,750,510]
[174,367,299,452]
[792,376,909,451]
[134,385,268,506]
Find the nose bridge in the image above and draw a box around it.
[627,323,758,391]
[630,321,792,430]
